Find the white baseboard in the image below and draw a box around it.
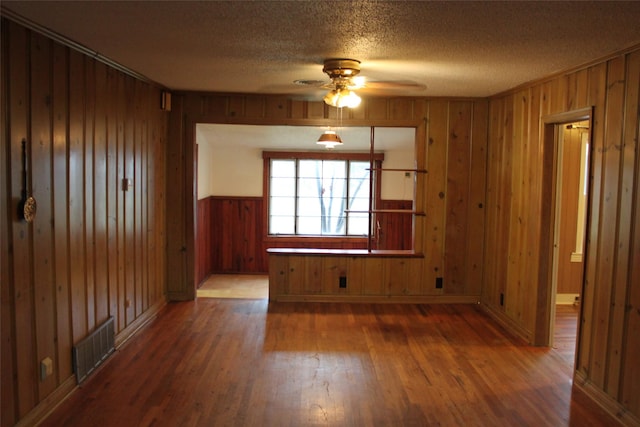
[556,293,579,305]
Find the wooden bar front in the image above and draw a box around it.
[267,248,480,303]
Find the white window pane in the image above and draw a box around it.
[299,160,321,178]
[298,213,347,235]
[348,213,369,235]
[298,177,322,197]
[323,160,347,178]
[297,215,321,234]
[322,216,346,235]
[349,161,369,179]
[270,197,295,216]
[271,159,296,177]
[349,197,369,211]
[269,216,295,234]
[323,177,347,200]
[297,196,321,215]
[270,177,296,197]
[349,177,369,199]
[325,197,347,217]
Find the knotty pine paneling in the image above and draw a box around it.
[484,47,640,423]
[1,19,167,427]
[619,51,640,415]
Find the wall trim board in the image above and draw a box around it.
[13,376,76,427]
[271,295,481,304]
[480,302,533,345]
[190,115,423,129]
[574,371,640,427]
[556,294,580,305]
[165,291,194,302]
[0,9,162,89]
[206,195,263,201]
[492,43,640,99]
[16,299,169,426]
[541,107,593,125]
[114,299,167,349]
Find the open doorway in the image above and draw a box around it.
[537,107,593,368]
[193,124,417,294]
[551,120,590,366]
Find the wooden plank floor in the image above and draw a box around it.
[41,300,616,427]
[197,274,269,299]
[553,304,580,366]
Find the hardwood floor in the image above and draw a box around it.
[41,300,616,427]
[553,304,580,367]
[197,274,269,299]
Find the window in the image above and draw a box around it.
[268,157,374,236]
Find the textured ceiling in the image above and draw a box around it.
[3,1,640,98]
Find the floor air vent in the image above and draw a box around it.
[73,316,115,384]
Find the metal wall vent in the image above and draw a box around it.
[72,316,115,384]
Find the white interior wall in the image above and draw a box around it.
[196,124,414,201]
[198,143,263,198]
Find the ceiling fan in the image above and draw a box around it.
[294,58,426,108]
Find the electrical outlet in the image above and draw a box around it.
[435,277,443,289]
[339,276,347,288]
[500,293,504,306]
[40,357,53,381]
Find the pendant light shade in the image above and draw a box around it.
[317,130,343,149]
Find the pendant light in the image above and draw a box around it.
[316,130,343,149]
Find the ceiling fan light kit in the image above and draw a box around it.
[323,87,361,108]
[322,58,363,109]
[316,59,366,148]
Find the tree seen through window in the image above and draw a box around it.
[269,158,370,235]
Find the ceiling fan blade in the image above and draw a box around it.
[362,80,427,90]
[354,80,427,96]
[293,79,331,88]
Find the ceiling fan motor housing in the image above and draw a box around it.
[322,58,361,80]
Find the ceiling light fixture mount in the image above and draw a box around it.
[322,58,362,109]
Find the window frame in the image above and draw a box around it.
[263,151,384,240]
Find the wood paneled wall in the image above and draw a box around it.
[1,19,168,427]
[484,47,640,423]
[196,196,214,283]
[198,196,266,276]
[168,95,488,300]
[377,200,414,250]
[556,126,586,295]
[196,196,412,281]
